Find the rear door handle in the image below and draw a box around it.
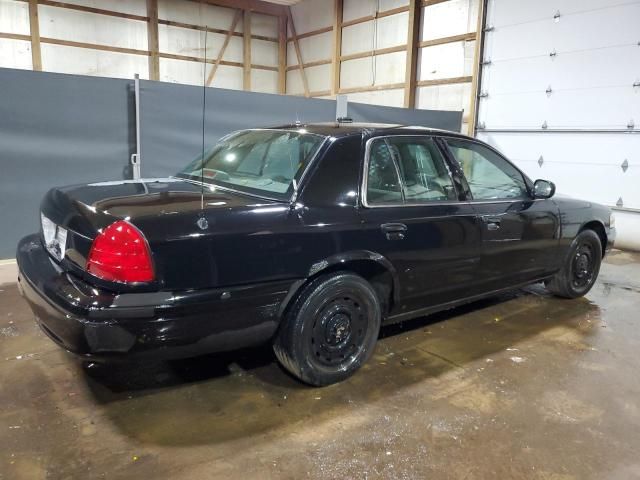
[381,223,407,240]
[481,215,501,230]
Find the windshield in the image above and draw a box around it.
[176,129,326,200]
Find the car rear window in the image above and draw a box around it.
[177,129,326,200]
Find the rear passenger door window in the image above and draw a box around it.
[366,139,403,205]
[365,136,457,206]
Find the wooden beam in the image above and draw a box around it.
[38,0,148,22]
[206,9,242,86]
[0,32,31,41]
[404,0,421,107]
[331,0,343,96]
[28,0,42,71]
[157,19,276,42]
[40,37,148,56]
[146,0,159,80]
[159,51,242,67]
[339,82,405,94]
[468,0,487,135]
[292,89,332,98]
[286,59,331,72]
[243,10,251,90]
[278,15,287,93]
[310,89,332,97]
[416,75,472,87]
[422,0,450,6]
[198,0,286,17]
[287,7,309,97]
[418,32,476,48]
[286,25,333,42]
[340,5,409,28]
[339,44,406,62]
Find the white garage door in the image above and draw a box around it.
[475,0,640,237]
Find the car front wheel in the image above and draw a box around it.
[273,272,382,386]
[546,229,602,298]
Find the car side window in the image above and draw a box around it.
[366,137,457,206]
[446,139,528,200]
[388,137,457,203]
[366,140,403,205]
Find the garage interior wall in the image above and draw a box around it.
[475,0,640,250]
[0,0,481,133]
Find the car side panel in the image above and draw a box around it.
[469,199,561,289]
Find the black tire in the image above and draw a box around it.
[273,272,382,386]
[546,229,602,299]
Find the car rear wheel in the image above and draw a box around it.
[273,272,381,386]
[546,229,602,299]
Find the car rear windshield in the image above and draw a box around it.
[176,129,326,201]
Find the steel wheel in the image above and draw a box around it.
[571,242,595,290]
[310,294,368,369]
[273,272,382,386]
[546,229,602,299]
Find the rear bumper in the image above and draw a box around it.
[17,234,295,361]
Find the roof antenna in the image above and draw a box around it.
[197,27,209,231]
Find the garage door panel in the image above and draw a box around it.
[480,92,550,128]
[485,56,553,94]
[487,22,553,60]
[547,88,639,128]
[550,46,640,91]
[481,0,640,215]
[477,132,640,209]
[489,0,622,28]
[551,3,640,52]
[487,45,640,96]
[540,162,621,206]
[488,3,640,61]
[477,132,639,166]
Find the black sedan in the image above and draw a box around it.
[17,123,615,386]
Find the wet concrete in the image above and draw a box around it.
[1,251,640,479]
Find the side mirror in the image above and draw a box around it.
[533,179,555,199]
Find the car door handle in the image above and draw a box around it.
[481,215,501,230]
[381,223,407,240]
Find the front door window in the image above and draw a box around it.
[445,139,528,200]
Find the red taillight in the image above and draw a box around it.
[86,220,155,283]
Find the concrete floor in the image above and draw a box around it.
[1,252,640,480]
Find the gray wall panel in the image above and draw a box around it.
[0,67,461,258]
[0,68,134,259]
[348,102,462,131]
[139,81,337,177]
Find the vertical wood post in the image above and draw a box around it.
[243,10,252,91]
[403,0,421,108]
[331,0,343,96]
[146,0,160,80]
[278,15,287,94]
[28,0,42,71]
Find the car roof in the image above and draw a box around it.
[267,122,472,140]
